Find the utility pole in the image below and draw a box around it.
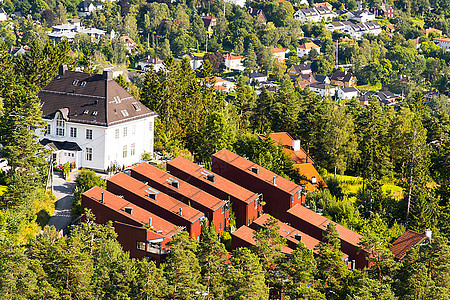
[335,39,338,68]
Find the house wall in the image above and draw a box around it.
[285,210,368,269]
[166,164,260,228]
[106,180,202,239]
[211,157,303,221]
[38,114,155,171]
[113,222,149,259]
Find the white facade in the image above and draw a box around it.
[294,7,337,23]
[309,84,337,98]
[337,87,359,100]
[224,54,245,71]
[434,38,450,51]
[296,43,320,58]
[38,113,155,171]
[350,10,376,23]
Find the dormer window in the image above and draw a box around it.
[56,114,65,136]
[92,110,98,116]
[132,102,141,111]
[83,110,89,115]
[72,80,79,86]
[80,81,86,87]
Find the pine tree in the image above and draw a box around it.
[164,231,203,299]
[225,247,268,299]
[197,220,228,298]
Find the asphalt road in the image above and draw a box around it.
[47,172,76,232]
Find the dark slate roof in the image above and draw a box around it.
[291,63,312,73]
[341,87,358,93]
[38,70,157,127]
[330,70,355,82]
[40,138,82,151]
[247,71,266,79]
[201,16,216,28]
[309,83,336,89]
[314,74,328,83]
[77,1,92,10]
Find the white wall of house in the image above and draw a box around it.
[337,89,359,100]
[310,86,336,98]
[37,114,156,171]
[225,58,245,71]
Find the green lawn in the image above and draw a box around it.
[357,82,383,92]
[336,175,403,200]
[411,17,425,27]
[0,185,6,196]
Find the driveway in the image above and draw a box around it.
[47,172,77,232]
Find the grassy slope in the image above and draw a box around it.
[336,174,403,200]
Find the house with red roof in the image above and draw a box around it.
[231,225,294,254]
[285,204,368,269]
[390,229,432,260]
[223,53,245,71]
[267,46,289,62]
[167,156,262,227]
[131,162,229,233]
[82,186,177,262]
[107,172,205,239]
[212,149,304,221]
[251,214,320,251]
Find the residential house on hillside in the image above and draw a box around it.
[120,36,136,53]
[313,2,333,8]
[212,149,305,221]
[359,90,398,105]
[136,56,164,72]
[82,186,177,262]
[293,75,317,89]
[390,229,432,260]
[309,82,337,98]
[337,87,359,100]
[77,1,98,17]
[37,65,157,171]
[285,204,368,269]
[201,16,216,35]
[247,71,268,83]
[131,162,229,233]
[288,62,312,76]
[423,28,442,37]
[314,74,330,84]
[376,4,394,17]
[326,21,381,39]
[433,37,450,51]
[107,172,205,239]
[296,42,321,58]
[330,70,357,87]
[167,156,262,227]
[224,53,245,71]
[248,8,267,24]
[294,7,337,23]
[48,23,106,42]
[267,47,289,62]
[350,9,376,22]
[212,77,236,93]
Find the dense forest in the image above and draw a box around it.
[1,0,450,298]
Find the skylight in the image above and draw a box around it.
[132,102,141,111]
[92,110,98,116]
[121,110,129,117]
[83,110,89,115]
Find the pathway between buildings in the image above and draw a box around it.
[47,172,77,232]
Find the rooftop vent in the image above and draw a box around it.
[293,140,301,151]
[311,176,317,184]
[251,166,259,174]
[124,207,133,215]
[273,176,277,186]
[101,192,104,203]
[145,187,159,200]
[156,230,163,234]
[207,174,215,182]
[149,217,153,228]
[103,70,113,81]
[59,64,68,76]
[179,207,183,216]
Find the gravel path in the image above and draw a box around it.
[47,172,76,232]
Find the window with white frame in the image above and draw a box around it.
[149,121,153,132]
[70,127,77,138]
[137,241,146,251]
[131,143,135,156]
[86,129,93,140]
[132,124,136,135]
[56,114,65,136]
[86,148,92,161]
[46,123,51,134]
[115,129,119,139]
[123,127,128,137]
[123,145,127,158]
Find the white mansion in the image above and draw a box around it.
[36,65,157,171]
